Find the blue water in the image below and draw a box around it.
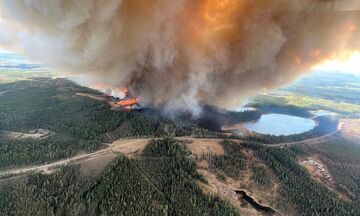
[243,114,316,136]
[311,110,337,117]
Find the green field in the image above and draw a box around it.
[252,93,360,115]
[250,72,360,115]
[0,69,60,84]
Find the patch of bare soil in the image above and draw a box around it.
[298,155,350,201]
[299,156,334,186]
[234,150,284,215]
[1,129,55,140]
[194,148,284,216]
[180,138,225,156]
[77,151,118,177]
[110,139,150,158]
[196,161,243,210]
[339,119,360,143]
[221,124,254,136]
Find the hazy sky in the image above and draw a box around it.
[313,51,360,75]
[0,50,42,70]
[1,49,359,76]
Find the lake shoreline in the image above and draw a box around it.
[223,113,317,136]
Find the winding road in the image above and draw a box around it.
[270,130,339,147]
[0,139,150,179]
[0,130,338,179]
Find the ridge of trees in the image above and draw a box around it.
[0,138,239,216]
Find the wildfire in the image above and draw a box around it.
[3,0,360,113]
[89,83,139,109]
[90,83,128,99]
[115,98,138,107]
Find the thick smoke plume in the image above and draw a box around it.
[1,0,360,115]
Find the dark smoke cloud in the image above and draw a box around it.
[1,0,360,115]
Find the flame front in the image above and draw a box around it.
[115,98,138,107]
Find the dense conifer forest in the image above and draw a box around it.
[226,110,262,125]
[292,138,360,203]
[0,79,222,169]
[257,146,360,216]
[206,140,360,215]
[1,78,360,216]
[0,138,239,216]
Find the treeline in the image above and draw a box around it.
[0,138,239,216]
[244,116,339,144]
[251,103,312,118]
[226,110,262,125]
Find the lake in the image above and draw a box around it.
[311,110,337,117]
[243,114,316,136]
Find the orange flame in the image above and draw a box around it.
[115,98,138,107]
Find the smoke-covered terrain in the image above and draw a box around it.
[0,72,359,215]
[2,1,360,216]
[1,0,360,115]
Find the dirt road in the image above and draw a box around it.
[270,130,338,147]
[0,139,150,179]
[0,131,337,179]
[0,137,223,178]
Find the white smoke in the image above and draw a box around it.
[0,0,359,116]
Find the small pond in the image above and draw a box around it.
[243,113,316,136]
